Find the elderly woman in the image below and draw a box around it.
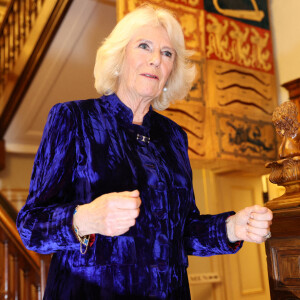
[17,5,272,300]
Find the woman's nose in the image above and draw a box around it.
[149,51,161,67]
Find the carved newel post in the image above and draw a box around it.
[265,78,300,300]
[266,101,300,209]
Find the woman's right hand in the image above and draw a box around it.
[73,190,141,237]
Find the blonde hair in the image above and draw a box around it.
[94,5,196,110]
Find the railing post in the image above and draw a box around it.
[36,284,42,300]
[3,240,10,300]
[12,254,20,300]
[40,257,46,299]
[23,269,30,300]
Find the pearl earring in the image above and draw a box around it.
[163,86,167,92]
[114,70,119,76]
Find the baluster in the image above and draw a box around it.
[9,13,14,69]
[27,0,32,31]
[12,255,20,300]
[37,0,42,12]
[21,0,27,47]
[23,0,27,40]
[23,269,30,300]
[0,35,4,93]
[36,284,41,300]
[15,0,21,55]
[11,1,17,66]
[3,240,10,300]
[40,257,46,298]
[6,14,11,71]
[32,0,37,20]
[3,21,9,73]
[0,241,4,298]
[20,0,25,45]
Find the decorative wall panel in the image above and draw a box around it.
[207,60,276,115]
[211,110,276,162]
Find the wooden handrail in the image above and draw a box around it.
[0,191,18,221]
[0,195,51,299]
[0,205,41,269]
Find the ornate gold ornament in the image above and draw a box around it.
[206,14,272,72]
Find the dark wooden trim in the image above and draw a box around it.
[0,0,74,138]
[0,138,4,170]
[281,78,300,100]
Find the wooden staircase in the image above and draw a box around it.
[0,0,73,298]
[0,0,73,170]
[0,193,51,299]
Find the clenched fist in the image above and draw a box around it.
[73,190,141,237]
[226,205,273,244]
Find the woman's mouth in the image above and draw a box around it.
[141,73,159,80]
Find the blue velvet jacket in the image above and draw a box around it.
[17,94,242,299]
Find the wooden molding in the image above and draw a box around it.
[281,78,300,101]
[281,78,300,124]
[265,207,300,299]
[0,139,5,170]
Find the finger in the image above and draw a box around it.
[106,208,140,221]
[247,224,269,237]
[109,195,141,210]
[247,218,272,229]
[246,231,265,244]
[249,205,268,214]
[118,190,140,198]
[121,208,140,219]
[117,208,140,220]
[240,206,265,219]
[116,218,137,229]
[250,211,273,221]
[116,198,141,210]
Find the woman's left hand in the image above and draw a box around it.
[226,205,273,244]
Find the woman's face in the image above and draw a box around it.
[117,25,175,102]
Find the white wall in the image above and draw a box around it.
[0,153,34,190]
[270,0,300,103]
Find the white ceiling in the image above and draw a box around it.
[4,0,116,154]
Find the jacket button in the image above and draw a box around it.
[153,209,167,219]
[145,163,155,169]
[158,262,168,272]
[157,181,165,191]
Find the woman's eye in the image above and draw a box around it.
[138,43,149,50]
[163,50,172,58]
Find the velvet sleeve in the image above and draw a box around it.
[184,203,243,256]
[16,103,80,254]
[180,132,243,256]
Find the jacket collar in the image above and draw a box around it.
[101,93,153,131]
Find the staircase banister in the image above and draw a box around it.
[0,191,18,221]
[0,204,41,272]
[0,0,74,154]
